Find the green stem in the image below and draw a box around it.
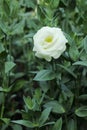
[9,37,12,61]
[22,44,28,72]
[74,76,80,130]
[1,72,6,118]
[64,114,68,130]
[75,116,77,130]
[0,37,10,118]
[74,80,78,130]
[74,79,80,108]
[52,59,56,72]
[0,100,5,118]
[0,72,5,118]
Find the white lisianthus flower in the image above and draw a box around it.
[33,26,68,61]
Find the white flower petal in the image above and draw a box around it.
[33,26,68,61]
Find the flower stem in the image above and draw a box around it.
[52,59,56,72]
[74,115,77,130]
[64,114,68,130]
[0,99,5,118]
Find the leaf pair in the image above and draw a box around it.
[12,107,52,128]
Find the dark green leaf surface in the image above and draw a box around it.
[5,61,16,73]
[44,101,65,114]
[83,36,87,53]
[52,118,62,130]
[68,119,76,130]
[39,107,52,127]
[75,106,87,117]
[33,69,56,81]
[73,61,87,67]
[12,120,38,128]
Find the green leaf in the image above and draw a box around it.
[50,0,60,8]
[68,119,76,130]
[23,96,35,110]
[12,80,26,92]
[0,33,5,40]
[69,44,79,61]
[75,106,87,117]
[0,118,10,124]
[39,107,52,127]
[42,121,55,127]
[34,88,42,104]
[39,81,50,93]
[61,0,68,6]
[61,84,73,97]
[11,20,25,35]
[5,61,16,73]
[57,64,77,78]
[80,51,87,61]
[2,0,10,16]
[83,36,87,53]
[12,124,22,130]
[24,0,36,9]
[11,120,38,128]
[0,44,5,53]
[44,101,65,114]
[10,0,19,16]
[33,69,56,81]
[37,5,47,20]
[0,87,11,93]
[64,33,73,45]
[0,21,8,34]
[73,61,87,67]
[79,94,87,101]
[52,118,62,130]
[60,84,74,111]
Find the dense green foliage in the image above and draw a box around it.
[0,0,87,130]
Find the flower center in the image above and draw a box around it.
[45,36,53,43]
